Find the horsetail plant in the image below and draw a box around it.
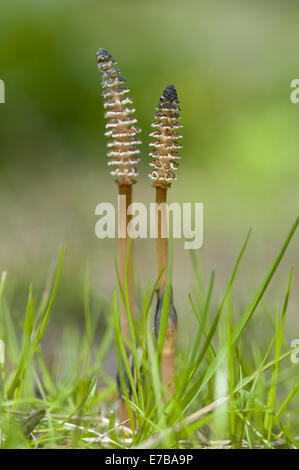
[149,84,182,400]
[96,48,141,423]
[96,48,141,346]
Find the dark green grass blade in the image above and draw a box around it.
[7,285,34,400]
[178,271,215,398]
[7,248,64,400]
[264,268,293,437]
[183,217,298,414]
[156,236,173,362]
[113,289,138,405]
[33,247,64,349]
[178,229,251,413]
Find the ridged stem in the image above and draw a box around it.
[155,187,177,401]
[156,187,168,298]
[96,49,141,426]
[118,183,135,352]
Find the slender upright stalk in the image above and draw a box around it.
[156,187,168,294]
[118,183,134,344]
[96,49,141,422]
[149,84,182,400]
[96,48,141,350]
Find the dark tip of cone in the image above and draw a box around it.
[96,48,112,62]
[163,84,178,102]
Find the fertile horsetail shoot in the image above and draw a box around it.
[96,48,141,350]
[149,84,182,400]
[96,48,141,423]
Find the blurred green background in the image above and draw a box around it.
[0,0,298,355]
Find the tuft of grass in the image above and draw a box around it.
[0,218,298,448]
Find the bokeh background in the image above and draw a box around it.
[0,1,298,364]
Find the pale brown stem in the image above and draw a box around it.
[119,399,130,427]
[119,399,138,432]
[118,183,135,352]
[160,329,177,400]
[118,183,135,428]
[155,186,177,401]
[156,187,168,298]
